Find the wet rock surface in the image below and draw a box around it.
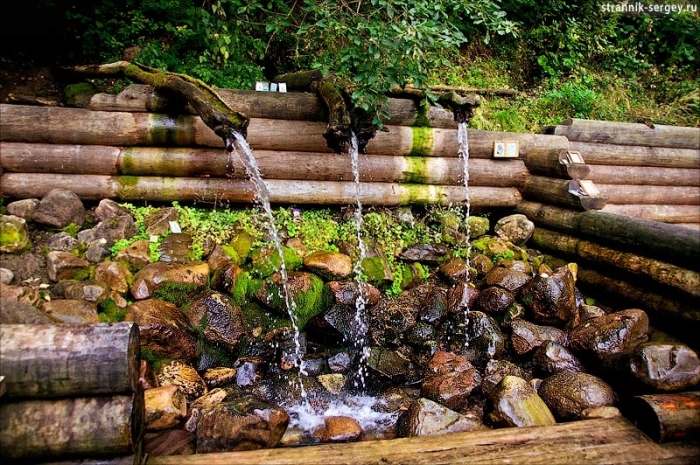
[1,193,698,456]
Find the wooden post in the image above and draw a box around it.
[522,176,607,211]
[524,148,590,179]
[587,165,700,186]
[0,323,140,398]
[569,142,700,168]
[631,392,700,443]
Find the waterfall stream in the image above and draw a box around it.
[457,121,472,347]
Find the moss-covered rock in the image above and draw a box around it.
[249,246,302,278]
[0,215,30,253]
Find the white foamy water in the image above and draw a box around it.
[284,394,400,434]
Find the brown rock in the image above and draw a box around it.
[327,280,381,306]
[510,319,567,355]
[421,351,481,411]
[519,265,578,327]
[538,372,616,421]
[46,251,90,281]
[303,251,353,280]
[130,261,209,300]
[125,299,198,360]
[157,360,208,402]
[187,290,247,348]
[94,260,132,294]
[485,375,556,427]
[33,188,85,228]
[145,385,187,431]
[114,239,152,271]
[396,398,487,437]
[41,299,100,323]
[629,342,700,391]
[318,416,363,442]
[568,308,649,360]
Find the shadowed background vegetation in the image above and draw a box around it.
[2,0,698,129]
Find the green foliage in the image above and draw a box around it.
[98,298,127,322]
[152,281,201,307]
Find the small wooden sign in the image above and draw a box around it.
[577,180,601,196]
[493,140,520,158]
[565,150,585,164]
[278,82,287,93]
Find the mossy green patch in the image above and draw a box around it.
[141,346,172,372]
[398,184,445,205]
[249,246,302,278]
[229,232,254,263]
[401,157,429,184]
[153,281,201,307]
[412,101,431,128]
[408,126,434,156]
[260,273,332,331]
[98,298,127,322]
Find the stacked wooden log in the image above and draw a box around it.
[544,118,700,229]
[0,84,569,207]
[0,323,144,464]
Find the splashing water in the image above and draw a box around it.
[349,131,370,390]
[231,131,308,398]
[457,121,472,349]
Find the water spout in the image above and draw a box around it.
[457,120,472,349]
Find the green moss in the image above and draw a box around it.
[229,232,254,262]
[140,346,172,373]
[408,126,434,156]
[153,281,200,307]
[412,101,431,127]
[249,246,302,278]
[115,176,141,198]
[98,298,127,322]
[62,223,82,238]
[398,183,445,205]
[73,266,94,281]
[361,257,389,287]
[261,274,332,331]
[120,148,136,175]
[230,271,251,306]
[401,157,429,184]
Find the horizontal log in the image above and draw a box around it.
[549,118,700,149]
[0,394,144,461]
[0,104,569,157]
[522,176,607,211]
[587,165,700,186]
[515,202,700,268]
[631,392,700,443]
[90,85,458,128]
[677,223,700,231]
[0,323,140,398]
[569,142,700,169]
[601,204,700,224]
[595,184,700,205]
[147,417,700,465]
[524,148,590,179]
[0,173,522,207]
[0,142,528,187]
[530,227,700,298]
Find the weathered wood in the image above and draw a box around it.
[69,61,249,151]
[0,173,522,207]
[595,184,700,205]
[576,210,700,268]
[515,202,700,268]
[587,165,700,186]
[147,417,700,465]
[522,176,607,211]
[0,104,568,157]
[0,142,527,187]
[601,204,700,224]
[0,323,140,398]
[549,118,700,149]
[631,392,700,443]
[530,227,700,298]
[524,148,590,179]
[568,141,700,168]
[0,394,144,461]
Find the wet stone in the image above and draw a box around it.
[187,290,247,348]
[419,288,448,324]
[62,279,110,303]
[483,267,531,292]
[396,398,486,437]
[317,373,347,394]
[405,322,437,347]
[510,319,568,355]
[316,416,363,442]
[94,199,132,222]
[438,258,470,284]
[45,231,79,252]
[158,233,193,263]
[206,244,235,273]
[328,351,353,373]
[568,308,649,361]
[494,214,535,245]
[398,243,450,264]
[94,260,132,294]
[0,215,30,253]
[628,342,700,391]
[303,251,353,280]
[470,254,494,279]
[46,251,90,282]
[366,347,411,382]
[157,360,208,402]
[481,359,529,397]
[532,340,585,375]
[202,368,238,389]
[235,358,263,387]
[447,282,479,314]
[485,375,556,428]
[538,372,616,421]
[41,299,100,324]
[477,286,514,314]
[327,280,381,306]
[6,198,39,220]
[130,261,210,300]
[90,214,138,247]
[144,385,187,431]
[421,351,481,411]
[114,239,151,271]
[145,207,180,236]
[465,311,505,367]
[519,265,578,327]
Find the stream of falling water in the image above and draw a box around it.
[231,131,308,399]
[349,131,370,390]
[457,121,472,349]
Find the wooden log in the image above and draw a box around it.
[0,323,140,398]
[515,202,700,268]
[0,104,568,157]
[601,204,700,224]
[524,148,590,179]
[522,176,607,211]
[587,165,700,186]
[631,392,700,443]
[0,394,144,461]
[677,223,700,231]
[0,142,527,187]
[0,173,522,207]
[529,227,700,298]
[548,118,700,149]
[90,84,457,128]
[568,141,700,169]
[595,184,700,205]
[147,417,700,465]
[575,210,700,268]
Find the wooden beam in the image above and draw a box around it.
[0,173,522,207]
[0,142,528,187]
[595,184,700,205]
[524,148,590,179]
[601,204,700,224]
[587,165,700,186]
[146,417,700,465]
[522,176,607,211]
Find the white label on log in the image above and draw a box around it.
[169,221,182,233]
